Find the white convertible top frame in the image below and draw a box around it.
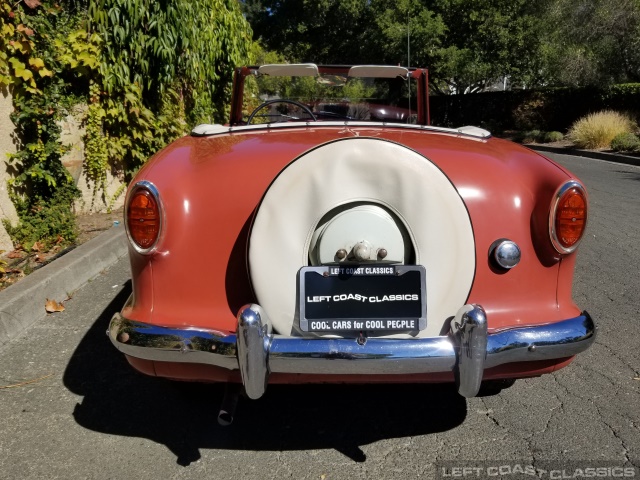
[257,64,320,76]
[255,64,411,79]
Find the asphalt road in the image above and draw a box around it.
[0,152,638,480]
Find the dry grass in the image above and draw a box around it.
[568,110,636,149]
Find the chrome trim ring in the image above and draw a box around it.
[124,180,164,255]
[549,180,588,255]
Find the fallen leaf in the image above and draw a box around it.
[7,250,24,259]
[34,254,44,263]
[31,241,44,252]
[45,298,65,313]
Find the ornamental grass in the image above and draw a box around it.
[568,110,636,149]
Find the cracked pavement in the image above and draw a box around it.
[0,152,638,479]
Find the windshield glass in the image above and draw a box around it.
[242,71,419,125]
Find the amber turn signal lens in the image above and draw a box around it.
[127,188,160,251]
[551,183,587,254]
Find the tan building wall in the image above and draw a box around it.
[0,91,125,253]
[0,90,19,253]
[58,105,126,214]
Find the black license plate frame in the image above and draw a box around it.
[298,264,426,333]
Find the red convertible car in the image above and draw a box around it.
[109,64,595,422]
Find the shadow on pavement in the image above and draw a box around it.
[63,282,467,466]
[614,170,640,182]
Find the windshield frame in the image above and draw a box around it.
[229,64,430,127]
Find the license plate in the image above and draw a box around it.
[298,265,426,332]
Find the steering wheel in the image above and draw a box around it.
[247,99,317,124]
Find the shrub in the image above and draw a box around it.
[568,110,636,149]
[518,130,543,144]
[543,131,564,143]
[515,130,564,144]
[4,184,79,251]
[512,92,547,130]
[610,132,640,152]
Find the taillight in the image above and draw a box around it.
[126,181,162,254]
[550,181,587,254]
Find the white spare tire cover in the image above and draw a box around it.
[248,137,475,338]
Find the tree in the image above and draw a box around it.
[542,0,640,86]
[370,0,446,70]
[244,0,378,64]
[245,0,548,93]
[429,0,549,93]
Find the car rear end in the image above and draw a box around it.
[109,124,594,403]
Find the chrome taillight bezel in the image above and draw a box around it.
[549,180,588,255]
[125,180,164,255]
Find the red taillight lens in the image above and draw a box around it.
[126,184,161,252]
[550,182,587,254]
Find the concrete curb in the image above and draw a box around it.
[0,225,128,347]
[528,144,640,167]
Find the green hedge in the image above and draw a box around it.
[430,84,640,132]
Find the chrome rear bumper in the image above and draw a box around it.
[108,300,595,400]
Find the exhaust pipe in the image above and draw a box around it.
[217,383,240,426]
